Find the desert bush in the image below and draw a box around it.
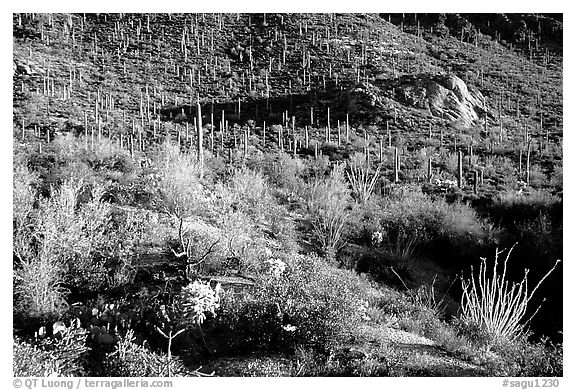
[397,307,445,340]
[104,330,191,377]
[549,165,562,188]
[492,189,561,225]
[13,324,89,377]
[490,335,563,377]
[164,163,297,278]
[179,280,222,326]
[14,249,70,318]
[409,277,447,318]
[364,186,491,269]
[303,164,352,260]
[149,139,207,219]
[293,346,390,377]
[260,152,306,196]
[450,316,493,350]
[13,163,39,262]
[306,154,331,179]
[102,207,157,286]
[444,152,459,175]
[14,175,155,305]
[13,166,69,317]
[53,133,135,174]
[228,166,269,209]
[172,203,276,277]
[210,253,372,355]
[222,167,300,253]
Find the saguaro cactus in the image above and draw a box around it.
[457,150,463,188]
[474,170,479,194]
[394,147,399,183]
[243,130,248,158]
[197,98,204,179]
[526,139,532,185]
[346,114,350,142]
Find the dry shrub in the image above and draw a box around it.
[150,139,207,219]
[13,324,89,377]
[14,174,155,316]
[211,253,373,354]
[303,164,352,260]
[13,165,69,317]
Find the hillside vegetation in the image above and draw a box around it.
[12,13,562,377]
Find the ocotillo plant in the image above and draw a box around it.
[346,153,381,204]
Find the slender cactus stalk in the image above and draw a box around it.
[457,150,463,188]
[394,147,399,183]
[196,98,204,179]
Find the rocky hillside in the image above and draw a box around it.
[12,13,563,377]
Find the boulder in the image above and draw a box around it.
[395,73,488,127]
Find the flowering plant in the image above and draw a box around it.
[179,280,222,326]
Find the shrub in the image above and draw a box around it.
[14,250,70,318]
[260,152,305,195]
[229,166,270,210]
[14,175,155,307]
[13,166,68,317]
[209,253,372,355]
[362,185,492,269]
[303,164,352,260]
[13,324,89,377]
[179,280,222,326]
[104,330,192,377]
[490,335,563,377]
[306,154,331,179]
[150,139,206,219]
[492,189,561,225]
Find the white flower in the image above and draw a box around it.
[357,299,371,321]
[282,324,297,332]
[371,231,383,246]
[179,280,222,325]
[266,258,286,278]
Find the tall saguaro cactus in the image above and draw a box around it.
[457,150,463,188]
[526,139,532,185]
[394,147,399,183]
[197,98,204,179]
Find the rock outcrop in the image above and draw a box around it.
[395,73,488,127]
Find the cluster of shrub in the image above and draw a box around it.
[13,133,561,376]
